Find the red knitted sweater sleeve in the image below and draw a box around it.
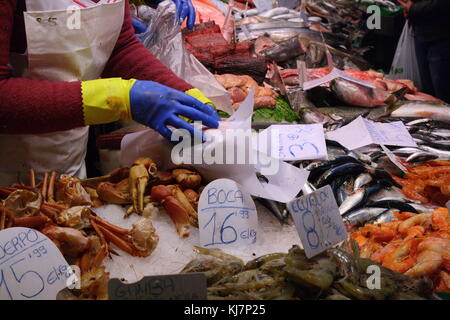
[102,1,194,92]
[0,0,192,135]
[0,0,84,134]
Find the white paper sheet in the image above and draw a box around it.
[121,89,309,203]
[326,116,417,150]
[260,124,328,161]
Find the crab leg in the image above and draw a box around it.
[90,216,130,236]
[29,169,36,189]
[94,224,137,256]
[13,215,51,229]
[41,172,49,200]
[48,171,57,202]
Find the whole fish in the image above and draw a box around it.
[353,173,372,191]
[372,210,395,223]
[390,101,450,122]
[316,162,366,188]
[406,152,439,163]
[339,184,381,215]
[392,147,425,156]
[343,207,389,226]
[367,200,418,213]
[308,156,361,183]
[418,145,450,159]
[331,78,393,107]
[260,36,304,62]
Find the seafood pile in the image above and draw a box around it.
[280,67,441,104]
[392,163,450,206]
[183,22,267,83]
[350,208,450,292]
[180,244,436,299]
[0,169,159,299]
[214,73,279,110]
[87,158,204,238]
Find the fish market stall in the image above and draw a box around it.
[0,0,449,301]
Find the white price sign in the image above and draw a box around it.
[287,185,348,258]
[0,227,73,300]
[198,179,258,248]
[264,124,328,161]
[327,116,417,150]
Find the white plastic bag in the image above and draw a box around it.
[139,1,232,113]
[388,22,422,90]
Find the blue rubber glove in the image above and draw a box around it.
[130,80,220,141]
[132,17,148,34]
[147,0,196,30]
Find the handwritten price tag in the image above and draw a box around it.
[287,185,348,258]
[0,227,73,300]
[108,273,207,300]
[327,116,417,150]
[267,124,327,161]
[198,179,258,248]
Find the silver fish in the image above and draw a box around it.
[392,147,425,156]
[406,152,439,163]
[343,207,389,226]
[339,188,366,215]
[391,101,450,122]
[419,145,450,159]
[372,210,395,223]
[272,13,301,20]
[259,8,290,18]
[353,173,372,191]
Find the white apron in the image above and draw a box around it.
[0,0,125,186]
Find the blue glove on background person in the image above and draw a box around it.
[170,0,196,30]
[130,80,219,141]
[132,17,148,34]
[133,0,196,33]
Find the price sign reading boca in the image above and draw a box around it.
[0,227,74,300]
[198,179,258,248]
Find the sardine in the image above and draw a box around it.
[392,147,425,156]
[339,184,381,215]
[406,152,439,163]
[367,200,419,213]
[353,173,372,191]
[418,145,450,159]
[372,210,395,223]
[343,207,389,226]
[308,156,362,183]
[316,162,366,188]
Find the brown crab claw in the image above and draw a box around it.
[151,185,191,238]
[172,169,202,189]
[97,179,131,205]
[129,158,158,215]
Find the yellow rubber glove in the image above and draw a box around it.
[185,88,215,107]
[81,78,136,125]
